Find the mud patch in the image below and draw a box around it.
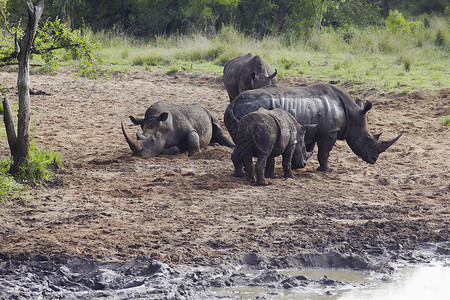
[1,243,448,299]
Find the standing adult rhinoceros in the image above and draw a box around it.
[223,53,277,101]
[122,101,234,158]
[224,84,403,172]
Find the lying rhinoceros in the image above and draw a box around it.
[122,101,234,157]
[232,107,314,185]
[223,53,277,101]
[224,84,403,172]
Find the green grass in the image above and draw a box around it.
[0,144,61,201]
[0,158,22,201]
[15,143,62,185]
[442,116,450,126]
[73,15,449,93]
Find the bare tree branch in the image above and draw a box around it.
[2,96,17,156]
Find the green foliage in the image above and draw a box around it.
[3,0,449,39]
[15,143,61,185]
[0,81,8,95]
[0,82,8,114]
[386,10,425,34]
[34,17,102,77]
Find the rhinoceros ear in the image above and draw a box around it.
[363,101,372,114]
[267,69,277,80]
[373,132,382,141]
[355,98,364,108]
[130,116,144,125]
[159,112,169,122]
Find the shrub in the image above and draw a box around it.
[386,10,424,34]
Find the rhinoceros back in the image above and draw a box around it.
[225,84,347,142]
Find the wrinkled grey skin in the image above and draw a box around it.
[232,108,314,185]
[224,84,404,172]
[122,101,234,158]
[223,53,277,101]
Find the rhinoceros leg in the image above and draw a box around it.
[231,148,245,177]
[282,144,295,178]
[160,146,181,155]
[255,154,269,186]
[243,155,256,184]
[316,132,338,172]
[265,157,276,179]
[186,130,201,157]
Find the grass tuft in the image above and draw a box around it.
[165,65,179,76]
[442,116,450,126]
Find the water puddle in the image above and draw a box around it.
[341,264,450,300]
[212,263,450,299]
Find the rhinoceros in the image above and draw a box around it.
[122,101,234,157]
[223,53,277,101]
[224,84,403,172]
[232,107,314,185]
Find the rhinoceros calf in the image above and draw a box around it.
[225,84,403,172]
[232,108,313,185]
[223,53,277,101]
[122,101,234,157]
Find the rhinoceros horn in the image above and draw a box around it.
[267,69,277,80]
[377,130,404,153]
[121,121,143,154]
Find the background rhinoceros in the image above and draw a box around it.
[223,53,277,101]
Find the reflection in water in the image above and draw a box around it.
[213,264,450,300]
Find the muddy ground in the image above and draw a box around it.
[0,68,449,298]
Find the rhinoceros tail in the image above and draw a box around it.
[224,105,239,142]
[210,115,235,148]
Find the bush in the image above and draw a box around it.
[386,10,424,34]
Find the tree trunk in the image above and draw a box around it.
[384,0,391,16]
[3,0,44,175]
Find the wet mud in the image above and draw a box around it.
[0,243,448,299]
